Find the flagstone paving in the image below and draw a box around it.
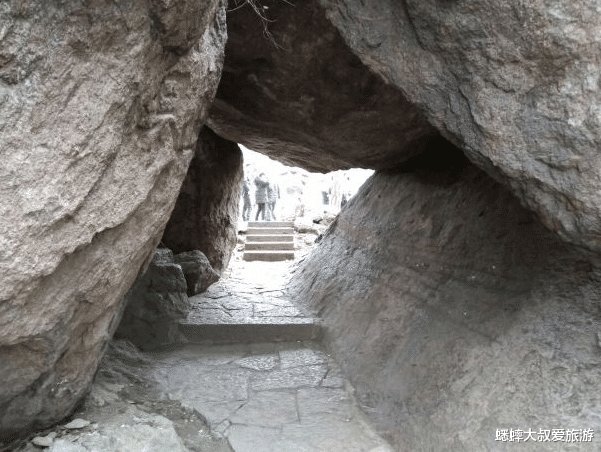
[180,256,320,343]
[148,341,393,452]
[159,252,392,451]
[14,247,392,452]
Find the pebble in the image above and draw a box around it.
[31,433,55,448]
[64,418,91,429]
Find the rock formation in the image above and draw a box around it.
[174,250,220,296]
[162,127,243,273]
[115,249,190,351]
[2,0,601,447]
[208,0,435,172]
[319,0,601,253]
[210,0,601,253]
[0,0,226,438]
[290,144,601,450]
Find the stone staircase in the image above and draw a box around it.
[243,221,295,261]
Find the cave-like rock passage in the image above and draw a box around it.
[2,0,601,448]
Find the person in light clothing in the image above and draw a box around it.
[267,181,280,221]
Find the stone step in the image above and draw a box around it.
[245,241,295,251]
[247,227,294,235]
[243,251,295,262]
[248,221,294,228]
[179,317,320,344]
[246,234,294,243]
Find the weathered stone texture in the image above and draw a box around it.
[115,248,190,351]
[291,146,601,450]
[320,0,601,252]
[174,250,220,296]
[0,0,226,437]
[162,127,242,273]
[208,0,435,172]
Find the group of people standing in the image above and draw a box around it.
[242,173,280,221]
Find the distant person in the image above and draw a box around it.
[341,192,348,208]
[267,181,280,221]
[242,178,252,221]
[254,173,269,221]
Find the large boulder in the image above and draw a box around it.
[208,0,435,172]
[290,144,601,450]
[0,0,226,438]
[319,0,601,253]
[162,127,242,272]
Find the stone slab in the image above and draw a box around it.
[244,242,295,251]
[179,320,319,344]
[243,251,295,262]
[229,391,298,427]
[247,227,294,235]
[248,222,294,228]
[245,234,294,243]
[144,342,392,451]
[249,364,328,391]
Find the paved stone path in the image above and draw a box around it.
[148,341,392,452]
[180,256,320,343]
[172,251,392,450]
[13,247,392,452]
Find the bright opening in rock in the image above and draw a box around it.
[3,0,601,450]
[238,145,372,222]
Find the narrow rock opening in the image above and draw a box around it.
[3,0,601,450]
[101,134,386,451]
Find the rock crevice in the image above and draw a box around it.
[162,127,243,273]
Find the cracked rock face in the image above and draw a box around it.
[162,127,242,273]
[291,146,601,450]
[208,0,435,172]
[0,0,226,437]
[320,0,601,252]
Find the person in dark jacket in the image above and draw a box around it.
[242,178,252,221]
[267,182,280,221]
[254,173,269,221]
